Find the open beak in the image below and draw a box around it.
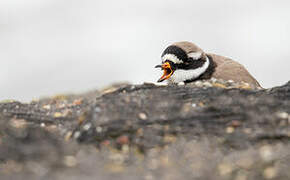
[155,62,173,82]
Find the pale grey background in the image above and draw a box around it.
[1,0,289,101]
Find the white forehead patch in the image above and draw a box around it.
[162,53,183,64]
[188,52,202,60]
[167,56,210,83]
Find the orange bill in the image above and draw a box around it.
[155,62,173,82]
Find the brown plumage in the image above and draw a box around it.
[207,53,261,87]
[171,41,261,87]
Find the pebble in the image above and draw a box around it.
[148,159,159,170]
[138,112,147,120]
[0,99,16,103]
[105,163,125,173]
[64,131,73,141]
[230,120,241,127]
[63,156,78,167]
[194,81,203,87]
[177,82,185,86]
[259,145,273,162]
[116,135,129,144]
[101,140,110,146]
[57,103,66,109]
[73,131,81,139]
[163,134,177,143]
[218,163,233,175]
[121,144,129,153]
[263,167,277,179]
[94,107,101,113]
[243,128,252,134]
[213,83,227,88]
[276,112,288,119]
[78,114,86,125]
[235,173,247,180]
[96,126,102,133]
[198,102,205,107]
[203,81,213,87]
[54,112,63,118]
[144,174,154,180]
[163,125,170,131]
[42,105,51,110]
[160,155,171,167]
[183,78,260,90]
[73,99,83,106]
[102,88,117,94]
[45,125,58,132]
[236,158,254,169]
[239,83,252,90]
[27,161,48,176]
[109,153,125,164]
[130,85,135,90]
[1,160,23,173]
[9,118,27,128]
[182,103,192,113]
[82,123,91,131]
[62,109,72,117]
[210,77,217,83]
[226,126,235,133]
[137,128,144,136]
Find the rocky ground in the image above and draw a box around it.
[0,79,289,180]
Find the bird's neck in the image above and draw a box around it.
[184,55,216,83]
[198,55,217,80]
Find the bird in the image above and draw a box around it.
[155,41,261,87]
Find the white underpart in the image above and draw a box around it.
[162,54,183,64]
[168,56,210,83]
[188,52,202,60]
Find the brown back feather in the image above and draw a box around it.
[207,53,261,87]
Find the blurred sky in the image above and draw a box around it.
[1,0,290,101]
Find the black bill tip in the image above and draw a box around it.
[155,65,162,68]
[157,78,165,83]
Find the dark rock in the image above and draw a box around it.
[0,81,289,180]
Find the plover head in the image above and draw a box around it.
[155,41,210,83]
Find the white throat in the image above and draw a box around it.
[168,56,210,83]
